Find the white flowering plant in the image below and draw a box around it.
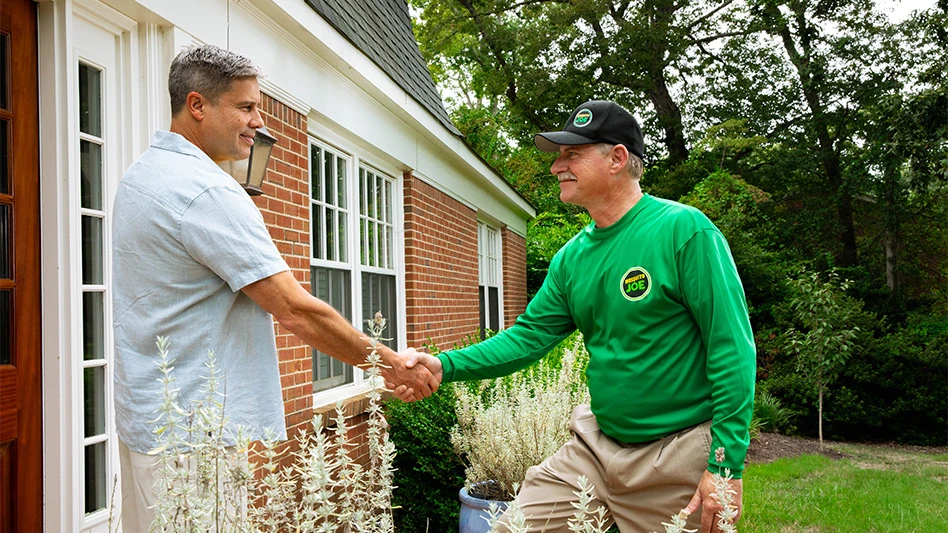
[147,313,397,532]
[450,334,591,501]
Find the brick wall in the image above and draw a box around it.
[403,172,480,350]
[502,227,528,326]
[255,93,314,436]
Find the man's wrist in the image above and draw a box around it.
[436,353,453,382]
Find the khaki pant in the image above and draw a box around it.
[119,440,162,533]
[496,405,711,533]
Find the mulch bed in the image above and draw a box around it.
[745,432,850,464]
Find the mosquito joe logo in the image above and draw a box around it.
[573,109,593,128]
[620,267,651,301]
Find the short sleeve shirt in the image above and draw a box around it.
[112,130,289,453]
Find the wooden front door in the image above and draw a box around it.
[0,0,42,531]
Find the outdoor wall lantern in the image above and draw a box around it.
[220,126,278,196]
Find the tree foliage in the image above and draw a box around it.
[784,270,862,448]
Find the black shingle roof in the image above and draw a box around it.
[305,0,461,136]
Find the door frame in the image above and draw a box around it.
[1,0,42,531]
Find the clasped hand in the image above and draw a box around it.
[381,347,444,402]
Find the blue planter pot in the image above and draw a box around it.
[459,482,510,533]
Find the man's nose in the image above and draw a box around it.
[250,109,265,129]
[550,154,567,175]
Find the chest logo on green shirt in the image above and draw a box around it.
[621,267,651,301]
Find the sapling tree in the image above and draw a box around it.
[784,269,861,449]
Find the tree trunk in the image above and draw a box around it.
[646,73,689,166]
[884,169,901,307]
[824,152,858,267]
[818,388,824,451]
[769,3,859,267]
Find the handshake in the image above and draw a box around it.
[379,348,445,402]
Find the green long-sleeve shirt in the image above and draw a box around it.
[439,194,756,477]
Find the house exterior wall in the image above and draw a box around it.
[502,228,528,326]
[403,172,481,350]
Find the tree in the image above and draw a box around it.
[784,269,861,449]
[410,0,764,165]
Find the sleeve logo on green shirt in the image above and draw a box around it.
[620,267,652,301]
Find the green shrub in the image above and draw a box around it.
[752,389,793,435]
[759,312,948,445]
[386,383,466,533]
[823,313,948,445]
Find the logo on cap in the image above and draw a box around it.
[573,109,593,128]
[620,267,651,301]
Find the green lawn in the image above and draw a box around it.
[740,444,948,532]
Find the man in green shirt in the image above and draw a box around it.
[409,100,755,533]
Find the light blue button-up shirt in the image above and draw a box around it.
[112,130,289,453]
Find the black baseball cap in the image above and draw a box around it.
[534,100,644,159]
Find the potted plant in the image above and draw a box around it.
[450,334,590,533]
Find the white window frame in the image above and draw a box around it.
[478,220,504,337]
[308,137,404,405]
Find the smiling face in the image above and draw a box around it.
[197,77,264,163]
[550,143,615,209]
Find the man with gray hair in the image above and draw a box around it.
[112,45,438,531]
[408,100,755,533]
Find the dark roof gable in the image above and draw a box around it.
[305,0,460,136]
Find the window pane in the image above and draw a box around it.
[386,226,394,269]
[384,180,392,222]
[0,120,8,195]
[0,203,9,279]
[325,208,335,261]
[0,34,8,111]
[78,64,102,137]
[80,140,103,210]
[311,205,323,260]
[310,144,322,201]
[362,272,397,350]
[81,215,103,285]
[359,168,366,214]
[337,157,346,208]
[0,289,10,365]
[360,219,366,265]
[324,153,334,207]
[489,286,500,332]
[84,441,107,513]
[375,176,383,221]
[82,291,104,360]
[368,221,376,267]
[479,286,486,340]
[83,366,105,436]
[366,174,375,219]
[310,267,353,391]
[338,212,347,263]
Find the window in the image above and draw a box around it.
[309,140,401,394]
[478,222,502,339]
[78,61,110,516]
[359,166,397,351]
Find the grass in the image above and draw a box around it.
[740,443,948,532]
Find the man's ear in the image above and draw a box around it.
[610,144,630,174]
[185,91,207,121]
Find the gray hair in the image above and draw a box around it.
[168,45,263,115]
[596,143,644,180]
